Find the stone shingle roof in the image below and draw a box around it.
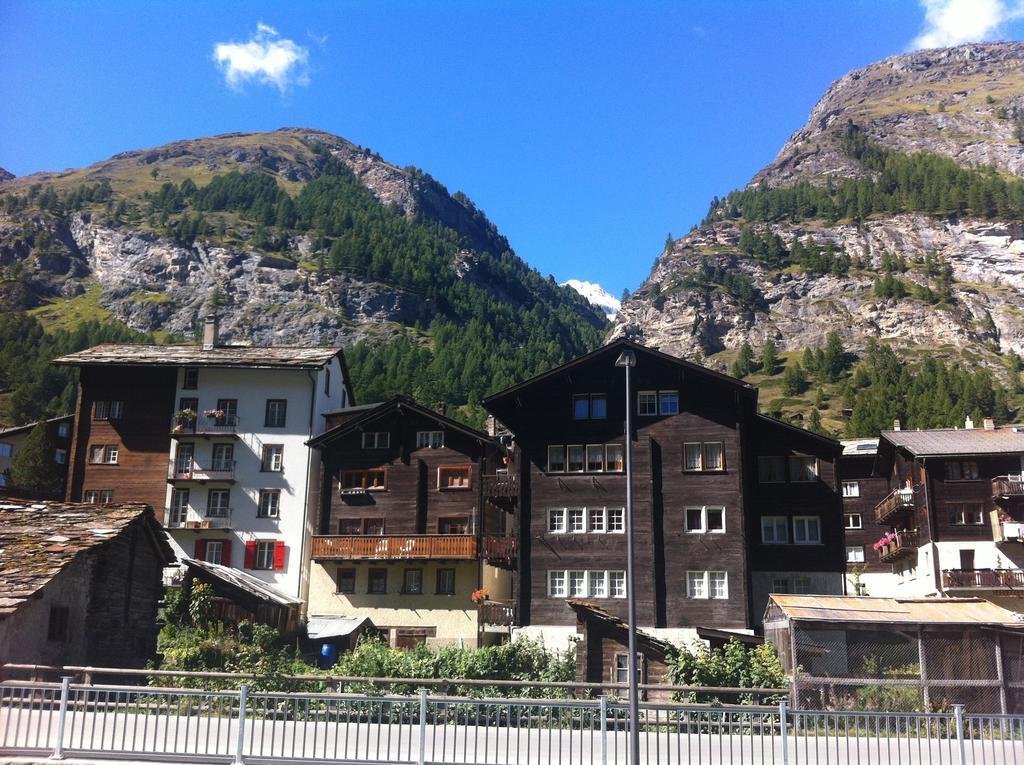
[0,500,173,617]
[881,426,1024,457]
[54,344,342,369]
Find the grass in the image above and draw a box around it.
[27,285,115,332]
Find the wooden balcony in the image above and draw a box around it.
[942,568,1024,590]
[874,487,915,524]
[482,535,517,569]
[483,473,519,499]
[876,530,919,564]
[478,599,516,628]
[992,476,1024,500]
[310,534,477,561]
[167,460,236,482]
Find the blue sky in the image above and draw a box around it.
[2,1,1023,297]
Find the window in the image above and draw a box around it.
[547,446,566,472]
[94,400,124,420]
[368,568,388,594]
[568,570,587,597]
[204,540,224,565]
[84,489,114,504]
[215,399,237,426]
[945,461,980,481]
[684,443,702,471]
[402,569,423,594]
[183,368,199,389]
[264,399,287,428]
[89,444,118,464]
[573,395,590,420]
[605,444,624,472]
[704,442,724,470]
[609,571,626,598]
[613,653,643,684]
[789,456,818,482]
[683,442,725,471]
[257,489,280,518]
[170,489,189,526]
[589,507,606,533]
[57,423,70,439]
[591,395,607,419]
[607,507,625,532]
[844,513,863,530]
[337,568,356,594]
[572,394,607,420]
[207,489,230,517]
[589,570,608,598]
[793,516,822,544]
[325,368,331,396]
[436,568,456,595]
[846,546,865,563]
[842,481,860,498]
[548,570,567,597]
[438,516,469,534]
[338,518,362,535]
[708,571,728,599]
[54,448,67,465]
[638,391,658,416]
[771,578,791,594]
[567,445,585,472]
[548,508,566,533]
[761,516,788,544]
[438,465,471,489]
[758,457,787,483]
[707,507,725,532]
[261,445,283,472]
[341,469,387,491]
[211,443,233,471]
[684,506,724,533]
[416,430,444,449]
[0,443,12,458]
[587,444,605,472]
[254,541,276,570]
[687,571,707,599]
[659,391,679,415]
[364,518,385,536]
[791,576,813,595]
[568,507,586,533]
[47,606,69,642]
[362,432,390,449]
[950,504,985,525]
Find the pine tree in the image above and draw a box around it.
[760,339,779,376]
[732,341,755,379]
[807,407,825,435]
[822,332,846,382]
[782,361,808,395]
[7,422,62,495]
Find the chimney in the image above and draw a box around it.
[965,416,974,430]
[202,314,220,350]
[984,417,995,430]
[893,419,901,431]
[434,402,447,417]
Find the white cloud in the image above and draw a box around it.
[213,22,310,92]
[911,0,1024,50]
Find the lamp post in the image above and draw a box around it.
[614,348,639,765]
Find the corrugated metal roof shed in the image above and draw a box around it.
[880,426,1024,457]
[54,344,342,369]
[767,594,1024,627]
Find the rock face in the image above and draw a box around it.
[611,42,1024,372]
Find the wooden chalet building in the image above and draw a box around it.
[860,419,1024,609]
[482,338,844,654]
[0,415,74,498]
[306,397,517,649]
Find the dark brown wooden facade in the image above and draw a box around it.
[484,339,845,635]
[65,366,177,511]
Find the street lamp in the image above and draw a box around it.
[614,348,639,765]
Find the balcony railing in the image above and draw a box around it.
[876,530,919,563]
[171,414,239,437]
[942,568,1024,590]
[874,487,915,524]
[167,460,236,481]
[483,473,519,500]
[992,476,1024,499]
[311,534,477,561]
[478,599,516,628]
[998,521,1024,543]
[482,535,517,569]
[164,509,233,530]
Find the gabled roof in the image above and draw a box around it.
[765,594,1024,627]
[879,426,1024,458]
[0,500,173,617]
[0,415,74,440]
[567,598,675,654]
[308,396,492,449]
[482,338,755,408]
[54,343,344,370]
[754,413,841,452]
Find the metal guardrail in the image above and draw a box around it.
[1,681,1021,764]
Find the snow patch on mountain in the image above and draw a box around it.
[562,279,621,319]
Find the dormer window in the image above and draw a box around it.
[362,432,390,449]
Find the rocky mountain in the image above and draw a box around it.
[611,43,1024,377]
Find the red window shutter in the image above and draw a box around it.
[221,540,233,567]
[274,541,286,570]
[244,540,256,569]
[194,539,207,561]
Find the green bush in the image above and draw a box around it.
[669,639,787,705]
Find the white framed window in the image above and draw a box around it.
[605,444,624,472]
[637,391,658,416]
[658,391,680,415]
[792,576,813,594]
[950,505,984,525]
[844,513,863,530]
[608,571,626,598]
[264,399,287,428]
[771,577,791,594]
[686,506,725,533]
[261,445,283,472]
[761,516,788,544]
[568,570,587,597]
[842,481,860,498]
[846,546,865,563]
[207,489,230,517]
[547,445,566,472]
[568,507,586,533]
[170,489,189,526]
[758,457,787,483]
[205,540,224,565]
[709,571,728,599]
[89,444,118,464]
[254,541,276,570]
[212,443,234,471]
[607,507,625,532]
[704,442,724,470]
[94,400,124,421]
[416,430,444,449]
[258,489,280,518]
[687,571,707,599]
[586,444,605,472]
[589,507,606,532]
[548,571,567,597]
[707,506,725,532]
[548,508,567,533]
[793,516,821,544]
[567,445,585,472]
[684,443,702,471]
[362,432,390,449]
[789,456,819,482]
[589,571,608,598]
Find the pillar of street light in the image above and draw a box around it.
[614,348,640,765]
